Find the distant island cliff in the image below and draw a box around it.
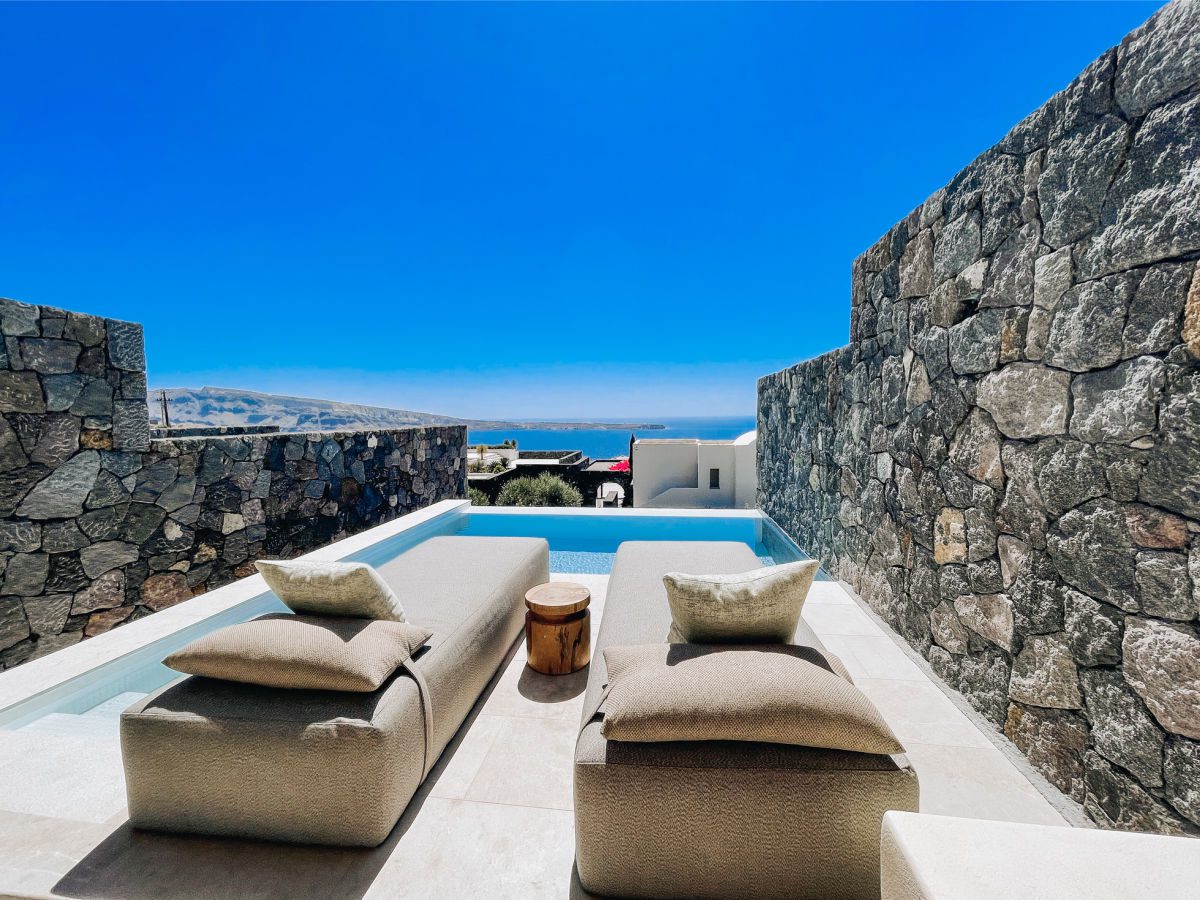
[151,387,664,433]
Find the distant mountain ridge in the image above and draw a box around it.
[152,387,662,432]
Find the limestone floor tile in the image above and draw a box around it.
[479,645,591,722]
[426,713,507,800]
[464,715,579,811]
[805,581,855,604]
[0,809,116,896]
[855,678,995,750]
[801,602,880,636]
[49,817,413,900]
[813,634,870,680]
[906,741,1069,826]
[0,729,127,824]
[365,797,576,900]
[829,634,927,681]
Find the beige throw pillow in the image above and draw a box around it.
[664,559,819,643]
[164,614,432,692]
[256,559,404,620]
[600,643,903,754]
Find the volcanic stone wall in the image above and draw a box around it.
[759,1,1200,833]
[0,297,466,669]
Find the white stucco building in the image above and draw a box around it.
[631,430,757,509]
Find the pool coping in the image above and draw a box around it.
[469,506,763,519]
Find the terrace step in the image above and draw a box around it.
[18,712,121,740]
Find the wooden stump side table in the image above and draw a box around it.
[524,582,591,676]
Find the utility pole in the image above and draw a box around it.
[159,390,171,428]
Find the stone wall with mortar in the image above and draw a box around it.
[759,1,1200,834]
[0,297,466,669]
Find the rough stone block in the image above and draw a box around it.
[1122,618,1200,740]
[1135,551,1195,620]
[0,372,46,414]
[106,320,145,372]
[1004,703,1087,802]
[17,338,81,375]
[1077,91,1200,279]
[1163,737,1200,826]
[1139,364,1200,519]
[933,507,967,564]
[953,592,1014,650]
[1038,115,1130,248]
[1114,0,1200,118]
[1010,634,1082,710]
[1044,276,1134,372]
[80,540,140,579]
[1084,750,1194,834]
[112,400,150,452]
[1047,500,1136,609]
[3,552,48,596]
[976,364,1070,439]
[15,451,100,520]
[1080,668,1165,788]
[1123,261,1194,357]
[1064,589,1123,667]
[1070,356,1166,444]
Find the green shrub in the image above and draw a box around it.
[495,473,583,508]
[467,456,509,474]
[467,487,491,506]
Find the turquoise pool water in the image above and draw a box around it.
[456,511,802,574]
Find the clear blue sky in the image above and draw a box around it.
[0,1,1158,420]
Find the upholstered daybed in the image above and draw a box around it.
[121,536,548,847]
[573,541,919,900]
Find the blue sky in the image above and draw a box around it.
[0,2,1158,420]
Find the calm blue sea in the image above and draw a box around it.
[467,415,756,460]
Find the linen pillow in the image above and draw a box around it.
[256,559,405,620]
[163,614,431,692]
[600,643,902,753]
[664,559,819,643]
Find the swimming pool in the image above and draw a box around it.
[456,508,808,573]
[0,503,812,732]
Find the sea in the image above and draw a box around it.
[467,415,756,460]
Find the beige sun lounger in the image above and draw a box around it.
[573,541,919,899]
[121,536,548,846]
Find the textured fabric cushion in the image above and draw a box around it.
[600,642,902,754]
[664,559,819,643]
[582,542,849,730]
[163,614,432,692]
[255,559,404,620]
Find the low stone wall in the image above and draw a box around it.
[0,297,466,669]
[759,2,1200,834]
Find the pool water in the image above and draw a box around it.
[456,511,792,574]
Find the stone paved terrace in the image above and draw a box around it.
[0,573,1082,900]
